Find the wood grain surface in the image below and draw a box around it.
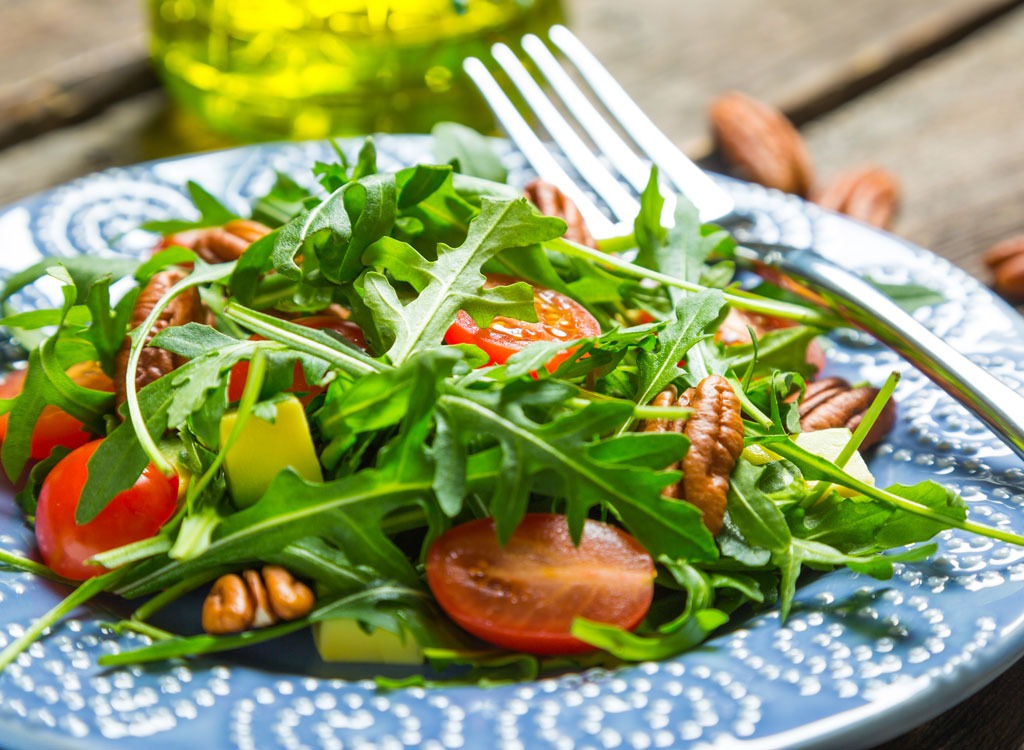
[803,4,1024,280]
[1,1,1024,747]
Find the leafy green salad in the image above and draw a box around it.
[0,134,1017,685]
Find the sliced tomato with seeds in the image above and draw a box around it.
[426,513,655,655]
[444,275,600,372]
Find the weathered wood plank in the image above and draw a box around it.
[0,0,154,148]
[572,0,1024,152]
[802,5,1024,280]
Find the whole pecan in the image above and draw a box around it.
[799,376,897,450]
[812,166,900,230]
[708,91,815,197]
[524,179,596,248]
[643,376,744,536]
[163,219,271,263]
[202,565,315,635]
[113,268,204,406]
[983,235,1024,300]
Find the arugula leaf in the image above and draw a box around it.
[361,197,565,364]
[140,181,239,235]
[273,172,397,285]
[867,278,945,312]
[2,338,113,480]
[572,608,728,660]
[250,172,316,227]
[723,325,823,380]
[631,288,725,414]
[432,122,508,183]
[438,382,716,561]
[726,459,792,552]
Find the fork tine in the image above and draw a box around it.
[463,56,616,237]
[519,34,650,195]
[548,25,735,222]
[489,43,639,224]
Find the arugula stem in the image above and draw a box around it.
[729,377,774,431]
[132,571,224,623]
[169,509,223,561]
[568,394,692,421]
[124,264,236,475]
[184,349,267,511]
[224,303,384,375]
[90,535,173,569]
[0,548,75,584]
[634,405,695,421]
[549,237,843,328]
[0,567,126,671]
[115,620,176,642]
[98,618,311,667]
[765,438,1024,546]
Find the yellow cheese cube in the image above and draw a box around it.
[314,619,423,665]
[219,396,323,507]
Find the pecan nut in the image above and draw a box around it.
[799,376,897,450]
[524,179,597,248]
[812,165,900,230]
[708,91,815,197]
[163,219,272,263]
[202,565,315,634]
[983,235,1024,300]
[643,376,744,536]
[114,268,205,406]
[681,375,744,536]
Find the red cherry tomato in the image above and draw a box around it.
[444,275,600,372]
[426,513,655,655]
[35,440,179,580]
[0,361,115,461]
[227,315,367,404]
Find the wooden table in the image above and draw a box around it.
[1,1,1023,747]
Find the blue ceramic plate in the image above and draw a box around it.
[2,136,1024,750]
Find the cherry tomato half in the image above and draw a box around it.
[426,513,655,655]
[227,315,367,404]
[35,440,179,580]
[444,275,600,372]
[0,361,115,461]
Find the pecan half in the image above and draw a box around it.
[642,384,688,438]
[113,268,204,406]
[681,375,744,536]
[202,565,315,635]
[983,235,1024,300]
[708,91,814,197]
[163,219,271,263]
[812,165,900,230]
[642,377,743,535]
[799,377,897,450]
[524,179,596,248]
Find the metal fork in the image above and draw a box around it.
[464,25,1024,463]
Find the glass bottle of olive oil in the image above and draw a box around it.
[149,0,564,141]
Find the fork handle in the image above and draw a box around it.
[751,244,1024,462]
